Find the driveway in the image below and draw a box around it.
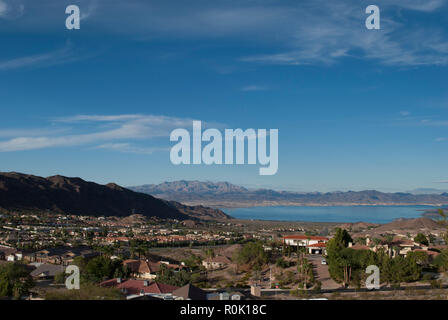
[308,255,341,290]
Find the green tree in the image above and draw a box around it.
[203,248,215,260]
[297,256,314,288]
[45,283,124,300]
[327,228,353,252]
[183,253,202,271]
[384,234,394,245]
[388,255,422,286]
[276,257,290,268]
[407,251,429,267]
[0,262,35,299]
[438,208,447,224]
[84,256,128,282]
[156,264,191,287]
[53,272,66,284]
[433,249,448,271]
[414,233,429,246]
[234,242,269,269]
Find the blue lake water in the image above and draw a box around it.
[224,205,435,224]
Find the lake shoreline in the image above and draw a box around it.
[223,205,438,224]
[177,201,446,209]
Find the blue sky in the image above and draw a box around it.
[0,0,448,192]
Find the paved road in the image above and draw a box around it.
[307,254,341,290]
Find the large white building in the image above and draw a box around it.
[283,235,329,255]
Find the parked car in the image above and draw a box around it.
[321,259,327,265]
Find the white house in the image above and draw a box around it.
[202,255,232,270]
[6,252,22,262]
[283,235,329,255]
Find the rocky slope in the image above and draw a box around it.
[0,172,230,220]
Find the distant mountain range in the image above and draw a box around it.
[407,188,448,195]
[129,181,448,208]
[0,173,231,220]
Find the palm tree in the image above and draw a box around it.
[339,257,351,288]
[302,261,311,288]
[438,208,447,224]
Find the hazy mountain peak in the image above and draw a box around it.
[129,180,448,208]
[130,180,249,194]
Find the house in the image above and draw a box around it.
[123,259,182,279]
[30,264,65,279]
[206,291,246,300]
[26,246,98,266]
[202,255,231,270]
[6,252,22,262]
[350,237,439,259]
[100,278,178,299]
[123,260,160,280]
[172,283,207,300]
[0,246,22,261]
[283,235,329,254]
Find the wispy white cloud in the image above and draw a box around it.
[95,143,168,154]
[392,114,448,127]
[238,0,448,66]
[0,0,24,19]
[80,0,98,20]
[421,120,448,126]
[0,127,70,138]
[0,1,7,17]
[3,0,448,68]
[391,0,446,12]
[434,180,448,183]
[435,137,447,142]
[0,114,198,152]
[240,85,268,92]
[0,42,90,71]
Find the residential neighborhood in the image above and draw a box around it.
[1,210,448,300]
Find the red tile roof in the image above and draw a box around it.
[283,235,329,241]
[100,279,178,295]
[146,282,178,294]
[350,244,370,250]
[413,249,440,257]
[123,259,160,274]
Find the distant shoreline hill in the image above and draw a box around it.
[129,180,448,208]
[0,173,231,220]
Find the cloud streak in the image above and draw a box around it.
[0,0,24,19]
[95,143,168,155]
[2,0,448,67]
[0,42,92,71]
[0,114,197,152]
[0,1,7,17]
[240,85,268,92]
[240,1,448,66]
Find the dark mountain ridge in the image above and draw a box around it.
[0,172,230,220]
